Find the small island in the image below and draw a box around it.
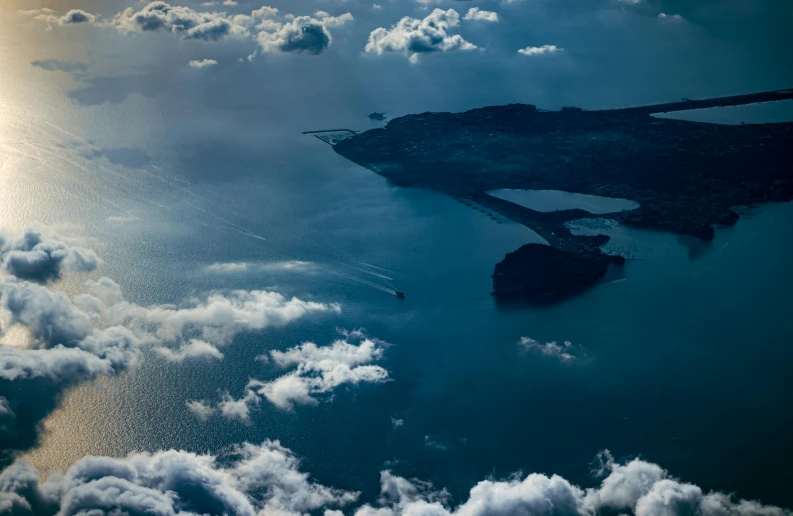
[333,89,793,302]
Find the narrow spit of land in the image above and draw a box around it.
[329,89,793,302]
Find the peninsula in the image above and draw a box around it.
[332,89,793,301]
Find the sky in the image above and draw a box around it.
[1,0,793,514]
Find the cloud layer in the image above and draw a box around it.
[0,447,787,515]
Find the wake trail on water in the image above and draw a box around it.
[304,231,402,295]
[2,107,401,295]
[327,268,397,295]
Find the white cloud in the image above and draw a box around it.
[75,276,340,355]
[218,389,260,422]
[207,332,389,418]
[365,9,478,61]
[26,2,352,57]
[111,1,249,41]
[315,11,355,29]
[0,224,340,455]
[233,441,360,513]
[658,13,684,21]
[185,399,214,421]
[1,226,100,284]
[517,44,563,56]
[518,337,581,362]
[0,440,358,516]
[155,339,224,361]
[256,13,352,55]
[257,335,389,411]
[352,450,790,515]
[464,8,499,23]
[0,445,788,516]
[189,58,219,68]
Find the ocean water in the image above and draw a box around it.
[2,52,793,507]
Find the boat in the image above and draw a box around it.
[395,290,406,299]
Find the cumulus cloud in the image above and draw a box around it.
[75,276,340,354]
[218,389,260,422]
[365,9,478,62]
[256,13,352,55]
[0,225,340,456]
[26,2,353,58]
[185,399,214,421]
[196,332,389,419]
[258,17,331,54]
[1,443,789,515]
[111,1,248,41]
[351,450,790,515]
[0,440,358,516]
[0,273,337,381]
[463,8,499,23]
[518,337,582,362]
[517,44,563,56]
[259,335,388,410]
[0,226,100,284]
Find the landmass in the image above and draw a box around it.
[331,89,793,302]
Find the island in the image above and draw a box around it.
[331,89,793,302]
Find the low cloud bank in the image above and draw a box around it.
[350,450,790,515]
[0,440,358,515]
[1,447,787,515]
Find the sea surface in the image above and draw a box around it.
[2,53,793,506]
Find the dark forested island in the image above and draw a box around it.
[333,89,793,302]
